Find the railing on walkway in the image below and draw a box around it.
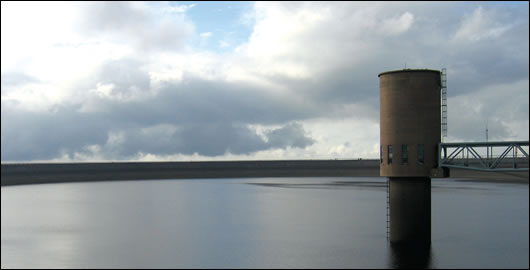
[439,141,529,172]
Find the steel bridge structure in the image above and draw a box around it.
[438,141,529,172]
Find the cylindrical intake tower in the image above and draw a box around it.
[379,69,441,177]
[379,68,441,245]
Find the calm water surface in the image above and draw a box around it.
[1,177,528,268]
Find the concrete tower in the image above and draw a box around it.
[379,69,441,245]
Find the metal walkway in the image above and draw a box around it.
[439,141,529,172]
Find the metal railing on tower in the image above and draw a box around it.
[441,68,448,140]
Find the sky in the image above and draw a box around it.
[1,1,529,162]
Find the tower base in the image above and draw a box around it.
[389,177,431,245]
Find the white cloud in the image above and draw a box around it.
[454,6,513,42]
[0,81,64,112]
[219,40,231,48]
[75,2,195,52]
[165,4,196,13]
[92,83,116,99]
[200,32,213,39]
[379,12,415,35]
[1,2,528,162]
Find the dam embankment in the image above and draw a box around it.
[2,159,527,186]
[1,159,380,186]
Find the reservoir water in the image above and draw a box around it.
[1,177,528,268]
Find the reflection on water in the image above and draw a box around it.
[390,242,432,269]
[1,177,528,268]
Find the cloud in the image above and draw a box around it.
[235,2,528,100]
[200,32,213,39]
[379,12,415,35]
[447,79,529,142]
[454,6,513,42]
[1,72,40,87]
[265,122,315,149]
[1,2,528,162]
[1,104,110,161]
[1,58,317,161]
[165,4,196,13]
[1,99,315,160]
[219,40,231,48]
[75,2,195,52]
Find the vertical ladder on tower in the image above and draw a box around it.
[386,178,390,240]
[441,68,448,140]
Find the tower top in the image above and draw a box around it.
[378,69,440,77]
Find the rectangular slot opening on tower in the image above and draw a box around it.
[388,145,393,165]
[401,144,408,164]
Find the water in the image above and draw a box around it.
[1,177,528,268]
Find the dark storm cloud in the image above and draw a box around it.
[265,122,315,149]
[1,59,317,161]
[75,58,320,125]
[1,104,111,160]
[102,121,315,159]
[113,123,269,158]
[1,102,315,160]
